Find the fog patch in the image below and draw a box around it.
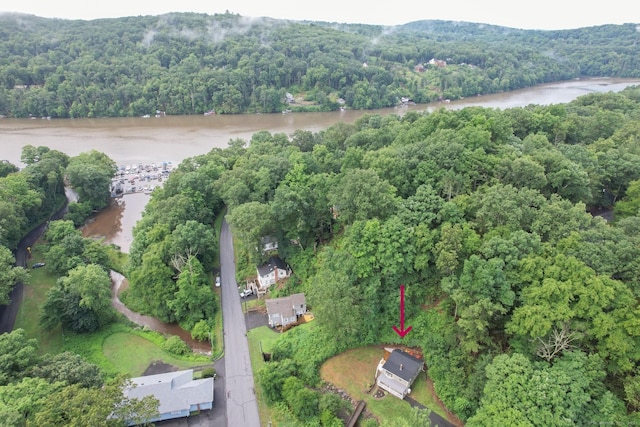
[142,29,157,47]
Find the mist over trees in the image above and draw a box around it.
[0,12,639,118]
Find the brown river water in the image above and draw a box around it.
[2,78,639,343]
[2,77,637,253]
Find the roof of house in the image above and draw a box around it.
[381,349,423,382]
[290,292,306,308]
[266,293,306,318]
[257,256,288,277]
[377,370,408,397]
[124,369,213,415]
[261,236,278,246]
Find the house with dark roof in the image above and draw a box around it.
[265,293,306,328]
[122,369,214,425]
[376,348,424,399]
[256,256,291,290]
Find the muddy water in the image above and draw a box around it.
[81,194,148,252]
[111,271,211,353]
[3,78,640,343]
[2,78,639,170]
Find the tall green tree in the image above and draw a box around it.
[41,264,115,333]
[0,329,38,386]
[467,352,626,426]
[0,246,28,305]
[34,376,158,427]
[168,256,216,330]
[65,150,115,210]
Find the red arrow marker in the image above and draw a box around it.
[392,284,412,338]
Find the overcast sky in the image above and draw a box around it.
[2,0,639,30]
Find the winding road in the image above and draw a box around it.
[0,190,71,333]
[220,219,261,427]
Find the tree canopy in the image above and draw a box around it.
[0,13,638,118]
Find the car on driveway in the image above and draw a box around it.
[215,276,221,287]
[240,289,253,298]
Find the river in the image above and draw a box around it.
[1,77,639,252]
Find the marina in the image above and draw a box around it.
[110,161,174,197]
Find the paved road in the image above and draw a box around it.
[220,219,261,427]
[0,192,70,333]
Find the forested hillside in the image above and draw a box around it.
[0,12,639,118]
[124,86,640,424]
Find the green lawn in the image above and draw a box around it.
[14,244,64,354]
[15,240,214,377]
[320,346,459,425]
[102,332,210,376]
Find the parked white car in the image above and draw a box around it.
[215,276,221,287]
[240,289,253,298]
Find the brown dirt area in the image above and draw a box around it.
[142,360,179,376]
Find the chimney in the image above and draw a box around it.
[400,364,403,371]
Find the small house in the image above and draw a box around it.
[122,369,214,425]
[266,293,306,328]
[376,349,424,399]
[260,236,279,254]
[257,256,291,290]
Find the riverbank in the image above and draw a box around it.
[111,271,212,354]
[2,78,639,169]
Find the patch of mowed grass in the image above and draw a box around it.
[102,331,210,376]
[63,322,210,377]
[15,244,63,354]
[320,346,455,425]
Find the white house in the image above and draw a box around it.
[265,293,306,328]
[256,256,291,290]
[260,236,279,254]
[122,369,214,425]
[376,349,423,399]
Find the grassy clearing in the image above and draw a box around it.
[63,322,211,377]
[15,243,64,354]
[320,346,456,425]
[102,331,210,376]
[15,241,212,377]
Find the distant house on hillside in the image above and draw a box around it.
[265,293,306,328]
[122,369,214,425]
[260,236,279,254]
[376,349,424,399]
[257,256,291,290]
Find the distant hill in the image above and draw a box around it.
[0,12,638,118]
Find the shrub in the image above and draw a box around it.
[201,367,216,378]
[191,319,211,342]
[161,335,191,356]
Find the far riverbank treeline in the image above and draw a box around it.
[0,12,639,118]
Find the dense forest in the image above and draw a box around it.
[120,86,640,425]
[0,12,639,118]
